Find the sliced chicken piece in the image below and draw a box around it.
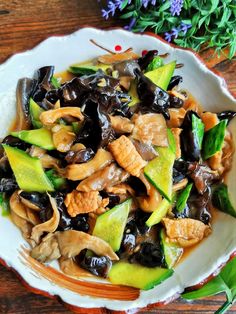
[171,128,182,159]
[168,90,187,101]
[106,183,135,196]
[167,108,186,128]
[200,112,219,131]
[64,190,109,217]
[77,163,129,192]
[131,113,168,146]
[183,94,202,114]
[40,107,84,126]
[109,135,147,177]
[110,115,134,134]
[162,218,211,247]
[65,148,113,181]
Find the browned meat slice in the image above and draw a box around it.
[40,107,84,125]
[171,128,182,159]
[110,116,134,134]
[77,164,129,192]
[65,148,113,181]
[200,112,219,131]
[109,135,147,177]
[167,108,186,128]
[64,190,109,217]
[131,113,168,146]
[162,218,211,247]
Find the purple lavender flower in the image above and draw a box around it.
[170,0,184,16]
[115,0,132,10]
[164,32,172,42]
[101,8,110,20]
[180,22,192,35]
[124,17,137,31]
[142,0,156,7]
[171,27,179,38]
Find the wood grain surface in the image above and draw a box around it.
[0,1,235,313]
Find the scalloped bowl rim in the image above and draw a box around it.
[0,27,235,311]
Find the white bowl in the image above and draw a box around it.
[0,27,235,311]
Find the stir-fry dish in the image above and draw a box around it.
[0,48,235,290]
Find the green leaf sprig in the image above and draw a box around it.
[100,0,236,59]
[182,255,236,314]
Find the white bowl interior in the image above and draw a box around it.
[0,28,235,311]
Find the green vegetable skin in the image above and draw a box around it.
[109,262,173,290]
[192,114,204,149]
[160,229,183,269]
[212,183,236,218]
[0,193,10,217]
[145,61,176,90]
[144,146,175,202]
[176,183,193,213]
[146,198,173,227]
[93,199,131,251]
[29,98,44,129]
[68,61,110,76]
[11,128,55,150]
[146,56,164,72]
[3,145,54,192]
[46,169,67,190]
[202,119,227,160]
[129,61,176,107]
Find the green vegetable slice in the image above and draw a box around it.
[212,183,236,218]
[68,61,110,76]
[0,193,10,217]
[92,199,131,252]
[202,119,227,160]
[68,65,98,76]
[46,169,67,190]
[146,56,164,72]
[176,183,193,213]
[192,114,204,150]
[3,145,54,193]
[146,198,173,227]
[51,76,61,88]
[11,128,55,150]
[109,261,173,290]
[145,61,176,90]
[144,147,175,202]
[167,128,176,155]
[29,98,44,129]
[128,80,140,107]
[160,229,183,268]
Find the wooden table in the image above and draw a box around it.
[0,1,235,313]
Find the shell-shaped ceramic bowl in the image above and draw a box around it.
[0,28,235,312]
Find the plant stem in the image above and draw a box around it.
[215,299,235,314]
